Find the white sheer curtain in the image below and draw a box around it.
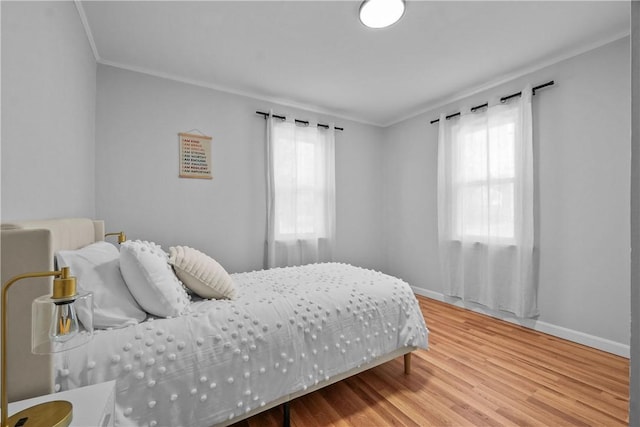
[266,113,336,268]
[437,85,537,318]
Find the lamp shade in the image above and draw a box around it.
[359,0,405,29]
[32,291,93,354]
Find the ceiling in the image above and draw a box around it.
[78,1,630,127]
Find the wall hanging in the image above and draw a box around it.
[178,132,212,179]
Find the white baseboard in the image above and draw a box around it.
[412,286,630,358]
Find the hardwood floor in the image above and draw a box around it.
[235,295,629,426]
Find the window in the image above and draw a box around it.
[453,114,517,242]
[265,116,336,269]
[273,129,319,238]
[270,121,334,240]
[437,86,536,317]
[265,117,335,268]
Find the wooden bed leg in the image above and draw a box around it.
[404,353,412,375]
[282,401,290,427]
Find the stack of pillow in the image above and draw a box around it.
[56,240,237,329]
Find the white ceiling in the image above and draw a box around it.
[78,1,630,127]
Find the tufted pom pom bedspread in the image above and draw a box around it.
[54,263,428,426]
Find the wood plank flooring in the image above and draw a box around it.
[234,296,629,426]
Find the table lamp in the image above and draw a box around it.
[104,231,126,244]
[2,266,93,427]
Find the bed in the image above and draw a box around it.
[1,218,428,427]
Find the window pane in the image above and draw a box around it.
[276,189,296,235]
[274,136,296,183]
[488,182,514,239]
[459,129,487,182]
[297,141,315,187]
[459,185,488,237]
[296,189,316,235]
[458,182,514,240]
[489,123,515,179]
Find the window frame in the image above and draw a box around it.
[271,123,330,242]
[450,116,518,245]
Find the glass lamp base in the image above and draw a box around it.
[7,400,72,427]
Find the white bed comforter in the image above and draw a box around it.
[54,263,428,427]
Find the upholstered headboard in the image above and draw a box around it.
[1,218,104,401]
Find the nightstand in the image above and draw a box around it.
[7,381,115,427]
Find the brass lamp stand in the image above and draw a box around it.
[104,232,126,244]
[1,267,85,427]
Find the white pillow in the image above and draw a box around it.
[120,240,190,317]
[169,246,237,299]
[56,241,146,329]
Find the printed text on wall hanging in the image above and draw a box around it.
[179,132,212,179]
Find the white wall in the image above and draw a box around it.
[383,37,631,354]
[95,65,385,274]
[1,1,96,221]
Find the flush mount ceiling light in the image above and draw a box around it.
[359,0,406,29]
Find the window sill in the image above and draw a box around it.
[274,236,330,243]
[447,239,518,250]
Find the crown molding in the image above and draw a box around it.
[97,58,382,128]
[74,1,100,61]
[383,30,631,128]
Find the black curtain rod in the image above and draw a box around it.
[256,111,344,131]
[429,80,555,124]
